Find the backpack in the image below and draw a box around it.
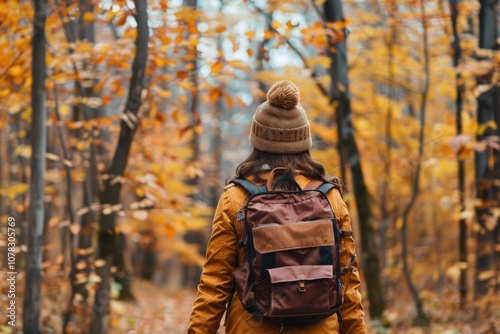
[231,168,344,326]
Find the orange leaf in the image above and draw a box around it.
[102,96,113,106]
[176,70,188,80]
[235,96,246,107]
[215,25,226,33]
[225,95,233,109]
[110,80,121,94]
[115,11,130,26]
[93,72,110,93]
[161,36,172,45]
[159,0,168,9]
[209,88,222,102]
[286,20,299,29]
[211,61,222,74]
[263,30,274,39]
[117,87,125,98]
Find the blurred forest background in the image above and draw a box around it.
[0,0,499,333]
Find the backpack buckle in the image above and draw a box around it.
[237,210,245,221]
[298,281,306,293]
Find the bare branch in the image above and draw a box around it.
[248,1,330,98]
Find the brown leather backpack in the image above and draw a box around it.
[231,169,344,326]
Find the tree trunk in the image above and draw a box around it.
[379,0,397,272]
[323,0,386,320]
[23,0,47,332]
[474,0,499,300]
[78,0,95,42]
[400,0,430,326]
[59,0,102,328]
[181,0,206,287]
[91,1,149,332]
[450,0,468,307]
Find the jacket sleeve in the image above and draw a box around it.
[331,189,367,334]
[188,188,239,334]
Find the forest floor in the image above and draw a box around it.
[108,280,224,334]
[109,280,500,334]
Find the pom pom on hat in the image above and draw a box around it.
[266,80,300,109]
[249,80,312,154]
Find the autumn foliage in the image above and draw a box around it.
[0,0,499,333]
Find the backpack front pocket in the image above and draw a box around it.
[267,265,334,317]
[232,263,255,308]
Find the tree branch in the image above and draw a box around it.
[249,1,330,97]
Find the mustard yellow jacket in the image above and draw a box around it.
[188,174,367,334]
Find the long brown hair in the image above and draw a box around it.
[231,149,343,193]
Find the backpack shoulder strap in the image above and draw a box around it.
[231,179,267,196]
[303,179,337,195]
[317,182,336,195]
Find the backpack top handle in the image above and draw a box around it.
[266,167,302,191]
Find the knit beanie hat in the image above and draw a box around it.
[249,80,312,154]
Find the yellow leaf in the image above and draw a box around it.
[477,120,497,135]
[211,61,222,74]
[82,11,94,22]
[8,65,23,76]
[0,183,29,200]
[395,217,403,230]
[46,152,60,161]
[271,20,282,30]
[263,30,274,39]
[0,88,10,98]
[106,11,118,20]
[245,31,255,38]
[59,104,70,117]
[14,144,31,158]
[478,270,495,281]
[157,89,172,99]
[94,259,106,268]
[8,103,21,115]
[188,36,198,46]
[194,125,203,134]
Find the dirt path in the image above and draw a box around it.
[109,280,223,334]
